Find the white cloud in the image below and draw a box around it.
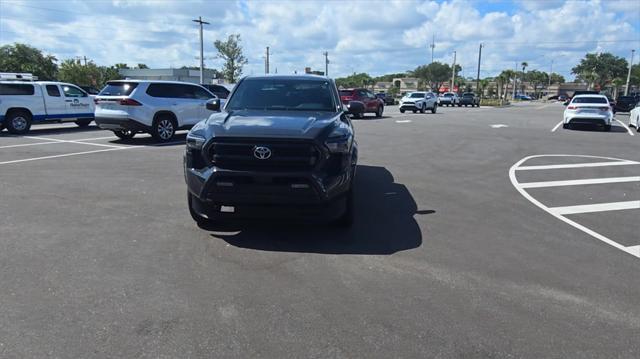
[0,0,637,80]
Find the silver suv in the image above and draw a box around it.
[94,80,218,142]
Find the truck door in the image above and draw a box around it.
[43,84,66,118]
[62,84,94,119]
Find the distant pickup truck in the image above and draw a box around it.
[1,81,95,134]
[459,92,480,107]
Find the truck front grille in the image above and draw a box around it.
[209,138,321,171]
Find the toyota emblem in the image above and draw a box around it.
[253,146,272,160]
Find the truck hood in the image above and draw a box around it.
[202,110,340,139]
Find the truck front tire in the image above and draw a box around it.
[75,119,92,127]
[5,110,32,135]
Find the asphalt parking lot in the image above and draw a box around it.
[1,102,639,358]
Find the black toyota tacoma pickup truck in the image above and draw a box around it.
[459,92,480,107]
[184,75,358,226]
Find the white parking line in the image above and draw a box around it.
[0,141,60,149]
[519,176,640,188]
[72,135,119,141]
[516,160,639,171]
[24,135,126,149]
[614,119,634,136]
[510,154,640,259]
[549,201,640,215]
[551,120,564,132]
[0,147,132,165]
[395,120,412,123]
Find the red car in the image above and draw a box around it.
[339,88,384,118]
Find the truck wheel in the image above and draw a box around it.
[188,192,216,227]
[420,104,425,113]
[334,188,354,227]
[400,109,405,113]
[5,110,32,135]
[75,119,92,127]
[457,103,462,107]
[603,124,611,132]
[412,109,417,113]
[113,129,136,140]
[562,123,570,129]
[151,115,177,142]
[431,104,437,114]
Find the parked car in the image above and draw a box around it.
[399,91,438,113]
[514,94,532,101]
[459,92,480,107]
[558,95,568,102]
[339,88,384,118]
[563,94,613,131]
[629,100,640,132]
[439,92,459,107]
[184,75,357,226]
[0,81,94,134]
[614,95,638,113]
[376,92,395,106]
[94,80,217,142]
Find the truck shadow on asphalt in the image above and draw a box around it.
[0,125,103,137]
[208,165,429,255]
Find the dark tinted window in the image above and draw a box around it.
[339,90,354,96]
[46,85,61,97]
[146,83,177,98]
[0,83,35,95]
[226,78,336,112]
[410,93,424,98]
[572,97,608,104]
[463,93,474,97]
[100,82,138,96]
[189,85,214,100]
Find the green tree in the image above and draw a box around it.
[550,73,565,84]
[629,64,640,88]
[136,63,149,69]
[58,59,102,86]
[0,43,58,80]
[114,63,130,69]
[525,70,548,98]
[412,62,458,92]
[479,78,490,97]
[373,72,410,82]
[572,52,628,90]
[498,70,515,99]
[335,73,372,88]
[214,34,247,83]
[98,65,123,87]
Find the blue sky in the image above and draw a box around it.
[1,0,638,80]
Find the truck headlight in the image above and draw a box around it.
[186,132,206,150]
[325,128,353,153]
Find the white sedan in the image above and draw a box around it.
[628,100,640,132]
[563,94,614,131]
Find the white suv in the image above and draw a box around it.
[94,80,218,142]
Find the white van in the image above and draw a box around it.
[0,81,95,134]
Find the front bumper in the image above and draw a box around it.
[399,102,420,110]
[94,117,150,132]
[184,155,354,220]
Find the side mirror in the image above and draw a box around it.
[206,98,221,111]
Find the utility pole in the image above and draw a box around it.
[192,16,210,84]
[430,34,435,64]
[451,51,456,92]
[265,46,270,74]
[476,43,483,95]
[512,62,517,100]
[625,49,635,96]
[323,51,329,77]
[548,59,553,95]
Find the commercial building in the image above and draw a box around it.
[118,68,224,84]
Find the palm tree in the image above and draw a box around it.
[521,62,528,95]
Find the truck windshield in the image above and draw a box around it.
[409,93,424,98]
[226,78,336,112]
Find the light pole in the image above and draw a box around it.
[624,49,635,96]
[451,51,456,92]
[192,17,210,84]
